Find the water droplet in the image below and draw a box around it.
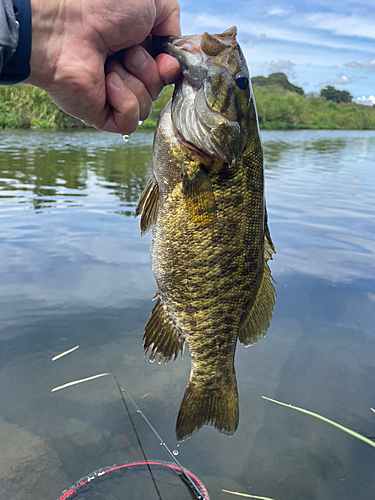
[149,358,155,364]
[123,134,130,142]
[159,442,163,446]
[157,360,162,365]
[172,449,179,456]
[176,444,180,447]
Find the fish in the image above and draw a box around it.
[136,26,276,441]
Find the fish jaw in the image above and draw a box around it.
[153,34,208,91]
[153,27,238,89]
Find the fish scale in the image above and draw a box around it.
[136,27,275,441]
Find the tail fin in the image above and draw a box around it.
[175,377,239,441]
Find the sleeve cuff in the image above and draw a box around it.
[0,0,32,85]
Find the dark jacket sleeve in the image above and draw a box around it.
[0,0,19,72]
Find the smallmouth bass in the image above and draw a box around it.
[136,26,276,441]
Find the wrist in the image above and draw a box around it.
[25,0,68,89]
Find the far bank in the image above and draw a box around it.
[1,74,375,131]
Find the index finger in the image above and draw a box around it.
[152,0,181,37]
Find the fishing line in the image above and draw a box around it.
[107,362,163,500]
[106,362,204,500]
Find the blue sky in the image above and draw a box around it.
[179,0,375,104]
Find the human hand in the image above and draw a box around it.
[26,0,181,134]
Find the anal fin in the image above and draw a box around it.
[135,178,158,236]
[143,296,184,363]
[239,220,276,346]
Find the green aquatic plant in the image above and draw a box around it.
[262,396,375,449]
[222,490,276,499]
[223,396,375,499]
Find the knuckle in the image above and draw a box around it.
[173,2,181,15]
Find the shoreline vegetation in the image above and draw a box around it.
[1,72,375,131]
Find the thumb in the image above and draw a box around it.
[152,1,181,36]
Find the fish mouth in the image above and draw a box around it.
[153,35,206,90]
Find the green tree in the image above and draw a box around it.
[252,72,304,95]
[320,86,353,103]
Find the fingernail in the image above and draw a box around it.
[111,72,124,90]
[113,63,129,81]
[130,49,148,71]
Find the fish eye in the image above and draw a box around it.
[235,71,249,90]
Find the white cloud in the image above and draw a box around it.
[333,73,353,85]
[269,59,296,73]
[318,73,354,88]
[181,12,375,55]
[309,0,375,7]
[301,13,375,40]
[345,59,375,72]
[268,8,285,16]
[355,95,375,106]
[254,33,267,43]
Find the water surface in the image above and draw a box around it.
[0,129,374,500]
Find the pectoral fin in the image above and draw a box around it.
[143,295,184,363]
[238,221,276,346]
[182,165,217,226]
[135,178,158,236]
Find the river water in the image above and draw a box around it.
[0,129,374,500]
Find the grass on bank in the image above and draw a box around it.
[0,84,87,129]
[1,81,375,131]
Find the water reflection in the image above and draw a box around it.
[0,129,375,500]
[0,130,154,212]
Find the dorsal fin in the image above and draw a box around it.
[238,217,276,346]
[217,26,237,41]
[264,208,276,259]
[201,32,230,56]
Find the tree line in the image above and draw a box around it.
[0,72,374,130]
[252,72,354,104]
